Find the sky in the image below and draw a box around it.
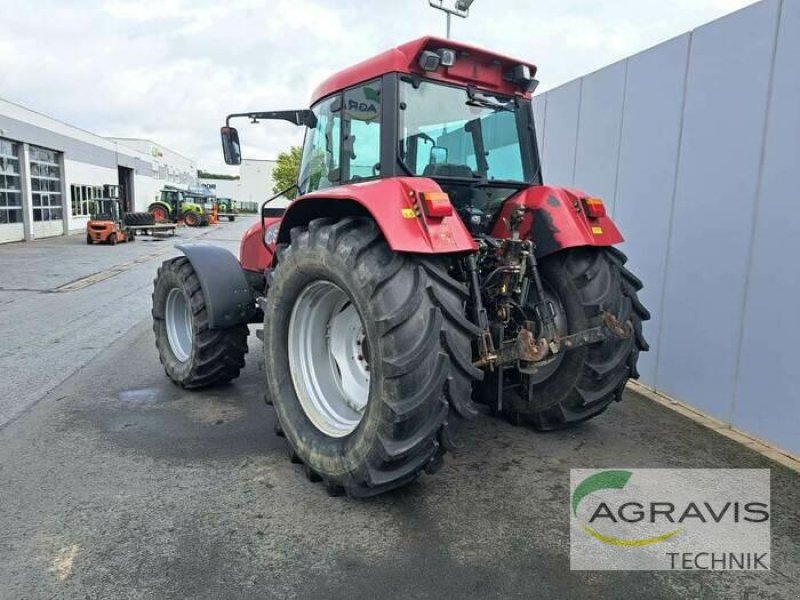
[0,0,756,173]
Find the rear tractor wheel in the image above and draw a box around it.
[478,247,649,430]
[152,257,249,388]
[149,204,169,223]
[263,217,481,497]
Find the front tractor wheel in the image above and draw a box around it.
[263,217,480,497]
[183,211,200,227]
[482,247,649,430]
[152,257,249,388]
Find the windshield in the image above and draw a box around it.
[398,79,529,183]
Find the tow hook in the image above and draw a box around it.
[475,312,633,369]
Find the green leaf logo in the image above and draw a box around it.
[572,470,682,547]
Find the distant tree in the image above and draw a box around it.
[197,170,240,180]
[272,146,303,200]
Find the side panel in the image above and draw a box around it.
[656,0,780,417]
[573,61,627,212]
[613,34,691,384]
[239,217,280,272]
[278,177,477,254]
[734,0,800,451]
[490,186,622,257]
[176,244,256,329]
[540,80,581,188]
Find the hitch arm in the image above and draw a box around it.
[475,312,633,370]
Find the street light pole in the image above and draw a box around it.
[428,0,476,39]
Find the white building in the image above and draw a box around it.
[0,97,197,244]
[198,158,288,212]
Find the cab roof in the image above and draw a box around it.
[310,36,538,105]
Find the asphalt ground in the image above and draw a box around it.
[0,219,249,426]
[0,219,798,599]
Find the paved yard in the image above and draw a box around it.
[0,219,797,598]
[0,321,798,598]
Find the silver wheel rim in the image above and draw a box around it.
[288,281,370,438]
[165,288,193,363]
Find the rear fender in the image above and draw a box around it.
[277,177,477,254]
[175,244,256,329]
[490,186,623,257]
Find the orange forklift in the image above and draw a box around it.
[86,185,135,245]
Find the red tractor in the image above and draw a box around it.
[152,37,649,497]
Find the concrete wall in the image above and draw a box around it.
[534,0,798,454]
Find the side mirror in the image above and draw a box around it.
[430,145,448,165]
[221,126,242,165]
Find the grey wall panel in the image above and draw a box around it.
[573,61,627,209]
[0,114,120,169]
[612,34,691,385]
[656,0,781,418]
[734,0,800,453]
[540,80,581,187]
[532,94,546,158]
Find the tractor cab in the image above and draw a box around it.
[221,37,541,237]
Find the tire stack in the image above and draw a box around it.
[124,212,156,227]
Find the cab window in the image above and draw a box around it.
[298,95,342,194]
[343,80,382,182]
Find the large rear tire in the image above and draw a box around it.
[481,246,649,430]
[152,257,249,388]
[263,217,480,497]
[148,204,170,223]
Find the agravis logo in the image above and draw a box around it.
[570,469,771,571]
[572,470,682,547]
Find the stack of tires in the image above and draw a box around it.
[124,212,156,227]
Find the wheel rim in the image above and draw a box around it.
[152,207,167,222]
[165,288,193,362]
[288,281,370,438]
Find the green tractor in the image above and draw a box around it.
[216,197,237,222]
[148,187,208,227]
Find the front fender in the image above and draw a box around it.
[176,244,256,329]
[278,177,477,254]
[490,186,623,257]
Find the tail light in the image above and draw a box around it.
[420,192,453,218]
[582,197,606,219]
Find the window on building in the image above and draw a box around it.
[70,184,103,216]
[343,80,382,182]
[30,146,63,221]
[0,138,23,224]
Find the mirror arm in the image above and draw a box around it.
[226,110,317,128]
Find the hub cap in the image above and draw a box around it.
[288,281,370,437]
[165,288,193,362]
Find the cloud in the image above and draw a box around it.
[0,0,757,173]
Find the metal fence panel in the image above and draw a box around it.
[656,0,780,418]
[733,0,800,452]
[540,79,581,187]
[533,95,547,156]
[612,34,691,384]
[573,61,627,210]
